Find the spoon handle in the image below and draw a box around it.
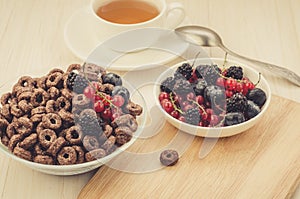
[219,44,300,87]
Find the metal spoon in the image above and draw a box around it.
[175,25,300,87]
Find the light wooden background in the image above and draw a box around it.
[0,0,299,198]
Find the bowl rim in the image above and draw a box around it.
[154,57,271,134]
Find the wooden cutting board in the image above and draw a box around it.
[78,95,300,199]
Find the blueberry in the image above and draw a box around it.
[102,73,122,86]
[224,112,245,126]
[112,86,130,103]
[245,100,260,120]
[246,88,266,107]
[193,79,207,96]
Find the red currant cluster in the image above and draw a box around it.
[83,82,126,121]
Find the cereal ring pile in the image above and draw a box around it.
[0,63,143,165]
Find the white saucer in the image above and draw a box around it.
[64,7,190,71]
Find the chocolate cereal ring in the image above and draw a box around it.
[1,104,12,121]
[46,72,63,88]
[57,146,77,165]
[1,135,9,147]
[34,144,46,156]
[1,92,12,106]
[46,137,67,157]
[115,126,133,145]
[14,117,33,136]
[47,87,60,99]
[99,83,114,95]
[85,148,106,162]
[72,94,91,109]
[42,113,62,130]
[160,149,179,166]
[10,102,24,117]
[31,88,50,107]
[83,135,99,151]
[19,133,37,150]
[16,76,34,88]
[111,114,138,132]
[101,135,116,151]
[65,125,83,145]
[13,145,32,161]
[6,123,17,138]
[61,88,73,99]
[0,118,9,135]
[34,155,54,165]
[67,64,81,72]
[38,129,57,149]
[36,123,46,134]
[30,114,45,124]
[31,106,46,115]
[99,124,113,142]
[72,145,85,164]
[80,71,100,82]
[18,91,32,102]
[56,96,71,111]
[126,101,143,116]
[8,134,23,151]
[45,100,58,113]
[36,76,47,90]
[18,100,33,114]
[48,68,64,75]
[83,63,106,76]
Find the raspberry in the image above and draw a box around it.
[225,66,243,80]
[226,93,247,113]
[185,108,201,125]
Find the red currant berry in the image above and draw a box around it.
[186,92,195,101]
[216,77,225,87]
[94,100,105,113]
[112,95,125,107]
[111,112,121,121]
[91,81,101,91]
[159,92,169,102]
[160,99,169,106]
[225,90,233,98]
[195,95,204,105]
[162,100,174,113]
[178,116,185,122]
[236,82,243,93]
[94,94,102,101]
[83,86,95,100]
[103,94,112,106]
[170,110,180,119]
[102,108,112,120]
[209,115,219,126]
[225,78,237,91]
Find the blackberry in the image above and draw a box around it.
[225,66,243,80]
[78,110,103,135]
[112,86,130,104]
[174,63,193,80]
[195,64,221,85]
[160,77,175,93]
[246,88,266,107]
[185,108,201,125]
[224,112,245,126]
[193,79,207,96]
[173,78,193,96]
[67,72,89,93]
[226,93,248,113]
[245,100,260,120]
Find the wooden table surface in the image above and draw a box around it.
[0,0,299,198]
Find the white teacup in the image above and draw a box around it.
[89,0,185,40]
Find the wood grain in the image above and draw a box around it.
[78,95,300,199]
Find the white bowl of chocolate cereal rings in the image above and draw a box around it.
[0,63,146,175]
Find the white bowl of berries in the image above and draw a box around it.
[155,58,271,137]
